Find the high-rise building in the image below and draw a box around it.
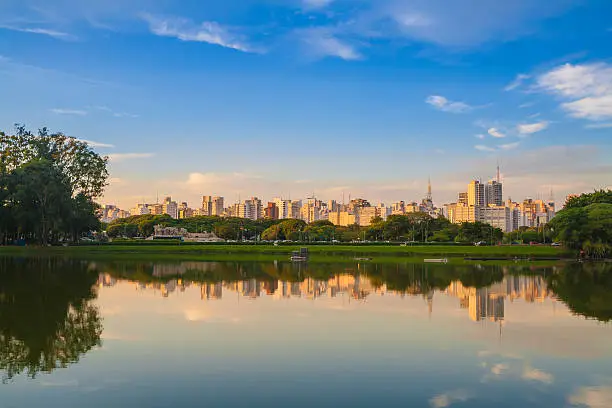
[202,196,213,216]
[485,181,503,206]
[274,198,293,219]
[212,196,224,216]
[468,180,485,207]
[162,196,178,219]
[458,192,468,205]
[264,202,279,219]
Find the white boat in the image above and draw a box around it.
[424,258,448,264]
[291,256,308,262]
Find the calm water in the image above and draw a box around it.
[1,258,611,408]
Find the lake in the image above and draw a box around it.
[1,257,611,407]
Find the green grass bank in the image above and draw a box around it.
[0,243,573,263]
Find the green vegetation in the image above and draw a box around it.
[108,212,504,245]
[549,190,612,258]
[0,125,108,245]
[547,262,612,322]
[0,257,102,381]
[0,243,570,262]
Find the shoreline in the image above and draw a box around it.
[0,244,576,263]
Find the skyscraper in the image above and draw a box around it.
[467,180,485,207]
[485,181,503,206]
[485,166,503,206]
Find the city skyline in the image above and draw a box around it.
[1,0,611,209]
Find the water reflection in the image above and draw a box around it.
[93,260,611,323]
[2,257,612,407]
[0,258,102,382]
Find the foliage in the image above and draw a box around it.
[0,126,107,245]
[564,189,612,210]
[0,257,102,381]
[550,191,612,256]
[548,262,612,322]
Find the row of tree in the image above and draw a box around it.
[0,126,108,245]
[107,212,504,244]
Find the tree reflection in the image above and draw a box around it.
[0,258,102,382]
[548,262,612,322]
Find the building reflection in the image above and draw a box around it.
[96,262,555,323]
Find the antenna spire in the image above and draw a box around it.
[496,161,501,183]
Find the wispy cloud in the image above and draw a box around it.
[517,121,549,135]
[50,108,87,116]
[300,28,362,61]
[426,95,473,113]
[488,127,505,138]
[519,102,535,108]
[475,134,485,139]
[108,153,155,162]
[568,385,612,408]
[302,0,335,8]
[538,62,612,120]
[585,122,612,129]
[474,145,496,152]
[93,106,138,118]
[505,74,530,91]
[500,142,520,150]
[80,139,114,148]
[429,389,471,408]
[522,366,554,384]
[0,25,73,40]
[142,14,256,53]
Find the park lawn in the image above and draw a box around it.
[0,243,572,261]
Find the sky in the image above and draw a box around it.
[0,0,611,209]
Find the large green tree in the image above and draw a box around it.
[549,190,612,257]
[0,126,108,244]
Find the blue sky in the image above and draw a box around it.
[0,0,611,208]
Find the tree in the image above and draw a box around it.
[1,126,108,199]
[550,191,612,256]
[0,258,102,381]
[6,160,72,245]
[0,126,109,244]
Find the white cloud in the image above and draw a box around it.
[569,386,612,408]
[505,74,530,91]
[491,363,509,375]
[522,366,554,384]
[517,121,549,135]
[0,25,73,40]
[562,96,612,120]
[475,134,485,139]
[302,29,362,60]
[426,95,473,113]
[107,153,155,162]
[429,389,470,408]
[80,139,115,148]
[538,62,612,120]
[585,123,612,129]
[474,145,495,152]
[142,14,255,53]
[499,142,520,150]
[528,112,541,118]
[94,106,138,118]
[50,108,87,116]
[487,127,505,138]
[395,13,432,28]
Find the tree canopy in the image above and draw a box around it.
[549,190,612,257]
[0,258,102,382]
[0,126,108,245]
